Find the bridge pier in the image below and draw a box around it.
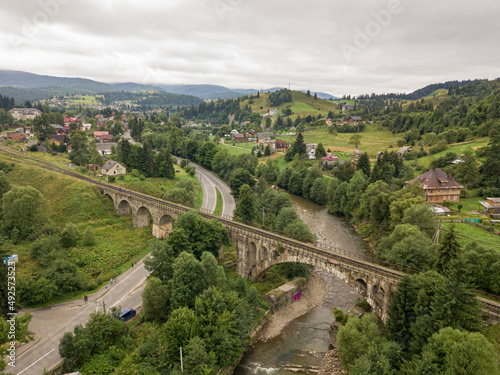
[99,185,499,324]
[102,187,177,239]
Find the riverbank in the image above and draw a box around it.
[258,270,328,342]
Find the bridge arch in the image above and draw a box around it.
[154,214,173,238]
[117,199,132,215]
[247,252,388,319]
[134,206,152,228]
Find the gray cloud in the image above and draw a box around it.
[0,0,499,96]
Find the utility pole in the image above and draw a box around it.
[180,347,183,373]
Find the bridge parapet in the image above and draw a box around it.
[97,184,500,324]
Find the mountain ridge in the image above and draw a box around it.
[0,70,339,103]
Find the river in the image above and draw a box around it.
[234,194,370,374]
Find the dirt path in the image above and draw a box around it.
[257,270,329,342]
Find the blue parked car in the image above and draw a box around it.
[119,308,136,322]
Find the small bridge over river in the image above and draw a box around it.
[100,185,500,324]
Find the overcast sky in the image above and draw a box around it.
[1,0,499,96]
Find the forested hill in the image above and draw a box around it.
[355,79,500,138]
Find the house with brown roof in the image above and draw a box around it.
[231,133,246,143]
[405,168,463,203]
[49,134,69,146]
[275,140,288,152]
[347,116,362,124]
[6,132,26,141]
[97,134,114,143]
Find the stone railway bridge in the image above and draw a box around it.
[100,184,500,324]
[1,142,497,323]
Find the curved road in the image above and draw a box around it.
[174,157,235,219]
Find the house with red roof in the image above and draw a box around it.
[321,154,340,166]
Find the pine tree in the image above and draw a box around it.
[306,90,311,97]
[314,92,317,100]
[264,145,271,156]
[435,226,461,276]
[315,143,327,158]
[357,152,371,177]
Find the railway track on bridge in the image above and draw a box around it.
[1,142,499,318]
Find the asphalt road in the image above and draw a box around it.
[11,262,149,375]
[174,157,235,218]
[9,154,234,374]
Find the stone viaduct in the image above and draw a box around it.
[100,184,500,324]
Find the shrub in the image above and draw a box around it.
[82,227,97,246]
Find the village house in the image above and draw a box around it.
[26,140,47,152]
[405,168,463,203]
[342,104,353,112]
[49,124,68,135]
[96,134,114,143]
[85,164,101,172]
[96,142,117,156]
[232,133,246,143]
[256,132,271,145]
[347,116,362,125]
[49,134,69,146]
[8,108,42,121]
[353,150,363,158]
[64,117,80,125]
[101,160,126,176]
[274,140,288,152]
[321,153,340,166]
[397,146,412,157]
[306,143,317,159]
[245,129,257,138]
[6,132,26,142]
[337,118,345,125]
[479,198,500,218]
[81,123,92,131]
[325,118,333,126]
[94,131,109,137]
[269,109,278,116]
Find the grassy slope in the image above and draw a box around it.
[278,124,402,157]
[240,90,340,120]
[416,138,489,168]
[441,222,500,250]
[2,154,155,300]
[10,146,203,208]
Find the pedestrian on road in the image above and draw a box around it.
[110,277,113,285]
[135,260,137,265]
[84,295,88,303]
[132,263,134,268]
